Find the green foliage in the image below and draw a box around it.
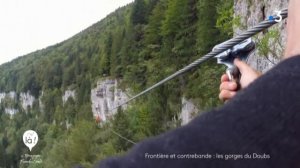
[42,121,99,168]
[41,89,62,123]
[131,0,147,25]
[216,0,234,37]
[112,108,134,151]
[185,61,224,109]
[256,29,283,62]
[145,0,166,45]
[0,0,234,166]
[197,0,221,54]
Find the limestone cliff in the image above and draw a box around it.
[91,79,129,122]
[234,0,288,72]
[180,98,199,125]
[178,0,289,125]
[0,1,289,124]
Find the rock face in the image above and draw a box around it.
[178,1,289,125]
[0,91,19,117]
[0,80,129,121]
[20,92,35,111]
[180,97,199,125]
[5,108,18,118]
[91,79,129,122]
[234,0,288,72]
[0,93,5,103]
[1,2,288,122]
[8,91,17,100]
[0,91,35,117]
[62,90,76,104]
[39,91,44,113]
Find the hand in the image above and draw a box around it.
[219,59,261,101]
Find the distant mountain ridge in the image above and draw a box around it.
[0,0,232,167]
[0,4,131,96]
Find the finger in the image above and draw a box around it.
[219,90,236,101]
[221,74,229,82]
[234,58,252,74]
[219,81,237,91]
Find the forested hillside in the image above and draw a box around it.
[0,0,233,167]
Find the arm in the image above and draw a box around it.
[97,56,300,168]
[98,2,300,167]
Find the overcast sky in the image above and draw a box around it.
[0,0,134,65]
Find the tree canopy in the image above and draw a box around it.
[0,0,234,167]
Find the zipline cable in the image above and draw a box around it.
[108,9,288,145]
[111,9,288,110]
[111,129,136,144]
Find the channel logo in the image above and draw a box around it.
[23,130,38,152]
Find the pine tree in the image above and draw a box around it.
[112,108,133,151]
[197,0,221,54]
[131,0,147,25]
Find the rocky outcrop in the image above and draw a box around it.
[0,91,17,102]
[0,93,5,103]
[180,97,199,125]
[1,2,288,123]
[178,1,289,125]
[8,91,17,100]
[62,90,76,104]
[0,92,19,117]
[0,91,35,116]
[5,108,18,118]
[234,0,288,72]
[91,79,129,122]
[0,81,129,121]
[39,91,44,113]
[20,92,35,111]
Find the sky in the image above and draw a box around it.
[0,0,134,65]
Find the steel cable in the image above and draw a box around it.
[111,9,288,111]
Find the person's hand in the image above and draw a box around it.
[219,59,261,101]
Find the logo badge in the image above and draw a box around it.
[23,130,38,152]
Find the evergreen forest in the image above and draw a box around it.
[0,0,234,167]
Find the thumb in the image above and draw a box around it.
[234,58,251,74]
